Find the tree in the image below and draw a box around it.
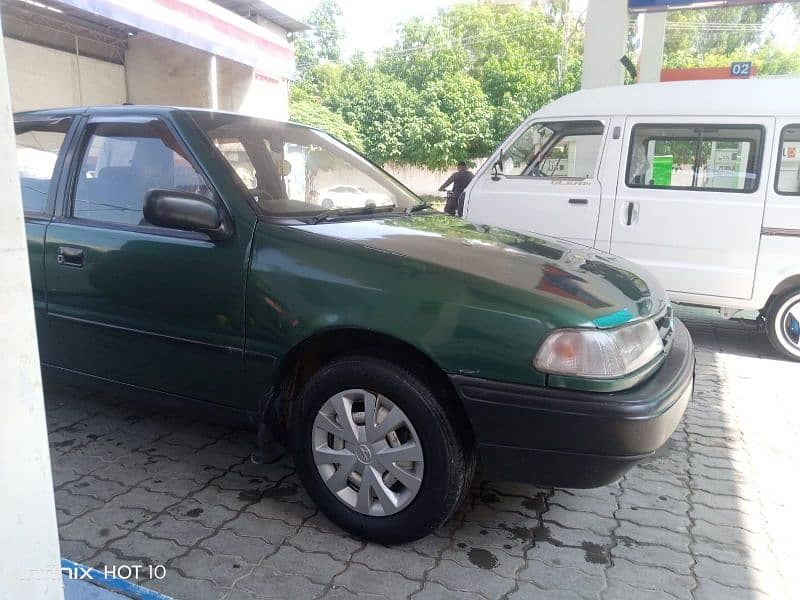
[664,5,772,63]
[289,94,365,153]
[325,68,425,165]
[375,4,582,152]
[291,0,344,71]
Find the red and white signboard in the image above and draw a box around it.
[59,0,294,78]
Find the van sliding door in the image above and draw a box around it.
[610,117,772,300]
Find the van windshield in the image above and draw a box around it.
[189,111,420,217]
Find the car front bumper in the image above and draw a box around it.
[451,319,694,488]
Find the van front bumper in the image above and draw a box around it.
[451,319,694,488]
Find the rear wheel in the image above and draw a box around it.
[321,198,334,209]
[291,357,473,543]
[766,289,800,361]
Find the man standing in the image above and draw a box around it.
[438,161,473,216]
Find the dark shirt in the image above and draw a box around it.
[439,170,474,199]
[439,170,474,216]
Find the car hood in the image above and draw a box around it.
[292,214,668,328]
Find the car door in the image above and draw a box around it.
[15,116,77,352]
[610,117,771,300]
[43,114,254,406]
[466,117,610,247]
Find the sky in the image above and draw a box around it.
[267,0,799,59]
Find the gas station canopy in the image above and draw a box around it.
[629,0,784,11]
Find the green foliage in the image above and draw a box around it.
[664,6,770,59]
[291,0,344,70]
[292,2,584,169]
[289,95,365,153]
[663,4,800,77]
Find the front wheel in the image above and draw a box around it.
[766,289,800,361]
[291,357,473,543]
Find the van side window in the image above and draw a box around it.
[15,119,72,214]
[626,124,763,193]
[776,125,800,195]
[502,121,604,179]
[72,121,210,226]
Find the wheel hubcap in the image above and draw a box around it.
[782,301,800,349]
[311,389,424,516]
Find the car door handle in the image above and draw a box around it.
[568,198,589,205]
[624,201,640,226]
[57,246,85,268]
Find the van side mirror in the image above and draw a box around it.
[143,190,233,241]
[492,148,504,181]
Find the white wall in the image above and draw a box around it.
[385,160,487,196]
[217,56,289,120]
[3,38,125,111]
[125,33,212,107]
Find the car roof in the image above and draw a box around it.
[13,105,311,131]
[534,77,800,119]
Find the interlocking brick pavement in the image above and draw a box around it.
[46,307,800,599]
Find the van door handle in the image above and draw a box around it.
[625,201,640,226]
[568,198,588,205]
[57,246,85,268]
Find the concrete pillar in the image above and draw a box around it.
[0,24,64,600]
[638,11,667,84]
[581,0,629,89]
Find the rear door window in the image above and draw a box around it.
[15,119,72,214]
[776,125,800,195]
[627,124,763,192]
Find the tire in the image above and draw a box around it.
[290,356,473,544]
[321,198,334,209]
[766,289,800,361]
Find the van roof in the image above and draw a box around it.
[535,77,800,119]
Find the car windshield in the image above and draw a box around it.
[189,111,420,217]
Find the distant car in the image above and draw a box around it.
[15,105,693,544]
[320,185,392,209]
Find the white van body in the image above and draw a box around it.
[463,78,800,359]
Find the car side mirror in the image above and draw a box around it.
[143,190,233,241]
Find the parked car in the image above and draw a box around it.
[16,106,693,543]
[463,78,800,361]
[319,184,392,209]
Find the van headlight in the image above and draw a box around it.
[534,319,664,379]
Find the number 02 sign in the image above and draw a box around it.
[730,62,752,77]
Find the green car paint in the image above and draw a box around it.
[242,214,669,395]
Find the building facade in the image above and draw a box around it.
[1,0,306,120]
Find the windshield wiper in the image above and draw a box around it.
[405,202,432,214]
[306,205,396,225]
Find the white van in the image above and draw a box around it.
[463,78,800,360]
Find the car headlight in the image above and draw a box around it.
[534,318,664,379]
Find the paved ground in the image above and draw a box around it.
[47,307,800,600]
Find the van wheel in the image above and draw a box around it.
[766,289,800,361]
[290,357,473,544]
